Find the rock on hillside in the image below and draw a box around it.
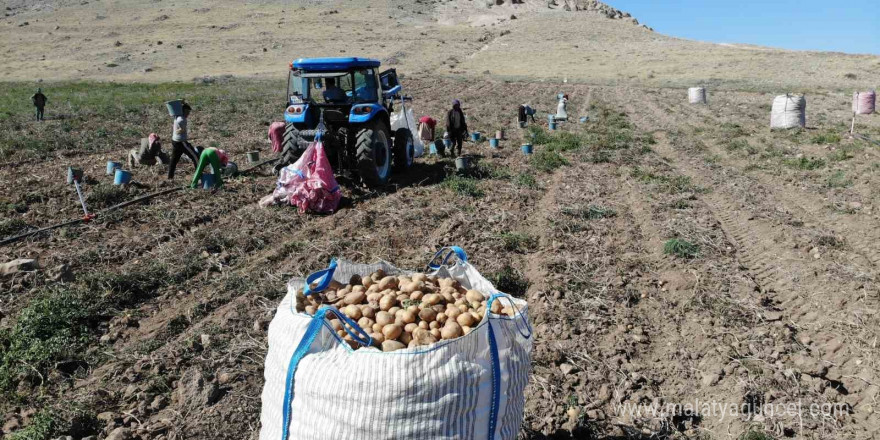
[489,0,650,29]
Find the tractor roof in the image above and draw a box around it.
[291,57,381,71]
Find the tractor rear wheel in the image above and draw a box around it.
[275,123,311,174]
[355,121,392,187]
[393,128,415,171]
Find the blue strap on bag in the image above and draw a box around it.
[425,246,467,272]
[303,259,337,296]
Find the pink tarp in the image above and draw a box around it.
[269,122,285,153]
[259,141,341,214]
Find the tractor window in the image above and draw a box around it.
[352,69,379,102]
[288,72,307,103]
[310,74,352,104]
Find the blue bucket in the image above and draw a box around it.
[113,169,131,185]
[547,114,555,124]
[471,132,480,142]
[429,142,438,155]
[489,138,499,148]
[579,116,589,123]
[443,139,452,148]
[67,167,83,184]
[201,173,216,190]
[549,121,557,131]
[106,161,121,175]
[165,100,184,117]
[522,144,533,155]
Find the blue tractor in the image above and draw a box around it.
[276,57,415,187]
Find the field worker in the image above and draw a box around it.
[518,104,537,126]
[167,103,200,180]
[418,116,436,150]
[128,133,169,167]
[190,147,229,189]
[31,88,47,121]
[446,99,468,157]
[323,77,346,103]
[555,94,569,121]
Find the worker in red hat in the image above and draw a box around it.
[418,115,436,154]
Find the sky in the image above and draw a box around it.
[607,0,879,55]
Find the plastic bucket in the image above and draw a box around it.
[547,114,555,124]
[521,144,533,155]
[579,116,589,123]
[495,130,504,140]
[470,132,480,142]
[519,121,526,128]
[489,138,499,149]
[113,169,131,185]
[443,139,452,148]
[455,156,471,171]
[166,100,184,117]
[106,161,121,175]
[221,162,238,177]
[429,142,438,155]
[549,121,557,131]
[246,151,260,163]
[67,167,83,184]
[201,173,216,189]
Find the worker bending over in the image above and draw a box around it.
[190,147,229,189]
[129,133,169,167]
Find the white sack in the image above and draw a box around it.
[771,94,806,129]
[391,106,425,157]
[688,87,707,104]
[259,248,532,440]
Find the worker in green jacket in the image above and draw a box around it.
[190,147,229,189]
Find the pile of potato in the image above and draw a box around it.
[295,269,517,352]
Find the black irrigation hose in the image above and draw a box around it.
[1,156,279,247]
[0,187,184,247]
[853,133,880,147]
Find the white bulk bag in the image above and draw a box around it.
[770,94,806,129]
[390,106,425,157]
[688,87,707,104]
[259,247,533,440]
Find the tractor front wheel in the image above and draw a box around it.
[355,121,392,187]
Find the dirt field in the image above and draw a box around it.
[2,1,880,440]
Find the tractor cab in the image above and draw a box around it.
[279,58,411,186]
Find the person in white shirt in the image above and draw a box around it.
[168,103,199,180]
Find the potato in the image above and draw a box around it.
[400,331,413,345]
[370,332,385,345]
[382,324,403,340]
[331,320,344,331]
[345,339,360,349]
[412,273,428,283]
[336,329,346,338]
[436,312,448,324]
[361,305,376,319]
[471,311,483,324]
[305,305,317,315]
[418,321,429,330]
[382,340,406,352]
[422,293,442,307]
[375,311,395,326]
[396,293,410,303]
[502,307,513,317]
[377,276,398,291]
[430,328,441,339]
[419,308,437,322]
[440,291,455,304]
[349,274,363,285]
[441,322,463,340]
[398,276,412,285]
[406,305,419,313]
[372,269,386,281]
[379,294,396,311]
[438,278,454,289]
[412,328,438,346]
[344,290,367,305]
[432,304,446,314]
[329,280,345,290]
[455,298,468,307]
[367,284,381,293]
[490,299,503,314]
[372,323,383,333]
[400,310,417,324]
[343,304,362,320]
[462,325,472,335]
[404,323,418,333]
[358,317,375,330]
[456,312,476,327]
[388,306,401,315]
[362,276,374,288]
[446,307,461,319]
[409,291,424,301]
[326,290,340,302]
